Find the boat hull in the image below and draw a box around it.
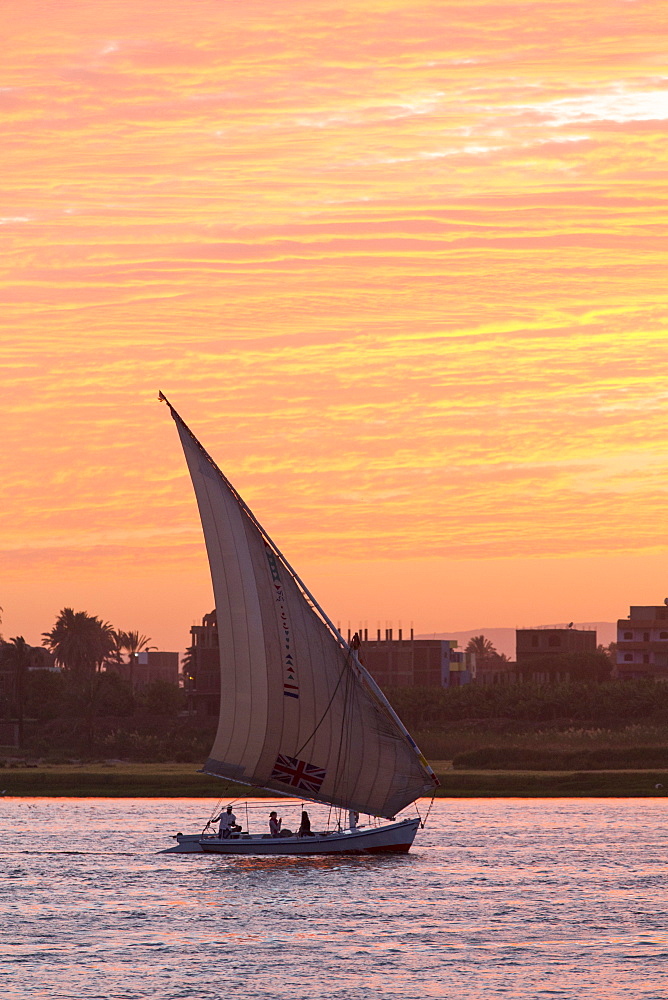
[199,818,419,855]
[160,833,207,854]
[162,818,420,855]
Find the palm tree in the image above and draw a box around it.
[42,608,117,748]
[465,634,499,661]
[42,608,116,675]
[0,636,31,748]
[106,631,126,669]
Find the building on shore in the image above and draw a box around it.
[133,650,179,688]
[354,628,475,688]
[515,626,601,683]
[110,649,180,692]
[185,619,476,713]
[516,627,597,662]
[186,610,220,715]
[615,604,668,680]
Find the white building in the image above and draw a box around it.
[616,604,668,679]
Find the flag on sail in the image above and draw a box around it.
[270,754,327,794]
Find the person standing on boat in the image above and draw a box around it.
[348,809,359,830]
[214,805,236,839]
[269,811,282,837]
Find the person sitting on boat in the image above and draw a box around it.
[214,806,237,839]
[298,810,314,837]
[269,811,282,837]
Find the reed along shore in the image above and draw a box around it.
[2,762,667,797]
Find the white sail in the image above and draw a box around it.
[164,396,438,819]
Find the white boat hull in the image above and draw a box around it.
[161,818,420,855]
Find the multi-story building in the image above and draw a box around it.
[357,629,475,688]
[515,627,599,683]
[616,604,668,680]
[516,627,597,662]
[186,610,220,715]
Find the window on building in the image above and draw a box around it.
[660,632,668,640]
[643,632,650,642]
[624,631,633,639]
[624,654,633,661]
[548,635,561,647]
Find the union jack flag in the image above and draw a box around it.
[270,754,327,794]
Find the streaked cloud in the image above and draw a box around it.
[1,0,667,645]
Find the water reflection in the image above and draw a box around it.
[201,852,413,877]
[2,798,668,999]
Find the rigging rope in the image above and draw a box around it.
[420,792,437,829]
[294,642,356,758]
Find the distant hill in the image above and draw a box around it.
[415,622,617,660]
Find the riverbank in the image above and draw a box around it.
[1,761,667,797]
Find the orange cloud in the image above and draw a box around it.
[1,0,667,648]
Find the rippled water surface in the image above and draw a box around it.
[2,797,667,999]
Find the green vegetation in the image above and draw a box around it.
[0,760,665,798]
[393,680,668,776]
[0,762,254,798]
[452,746,668,770]
[0,636,31,747]
[413,722,668,763]
[1,606,186,757]
[385,678,667,730]
[431,768,668,798]
[42,608,117,674]
[19,712,213,762]
[4,675,668,771]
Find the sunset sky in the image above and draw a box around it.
[2,0,668,654]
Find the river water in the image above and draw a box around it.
[2,797,666,999]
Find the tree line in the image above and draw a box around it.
[0,608,181,749]
[385,677,668,730]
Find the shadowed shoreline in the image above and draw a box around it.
[2,762,666,798]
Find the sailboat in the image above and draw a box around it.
[159,393,439,855]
